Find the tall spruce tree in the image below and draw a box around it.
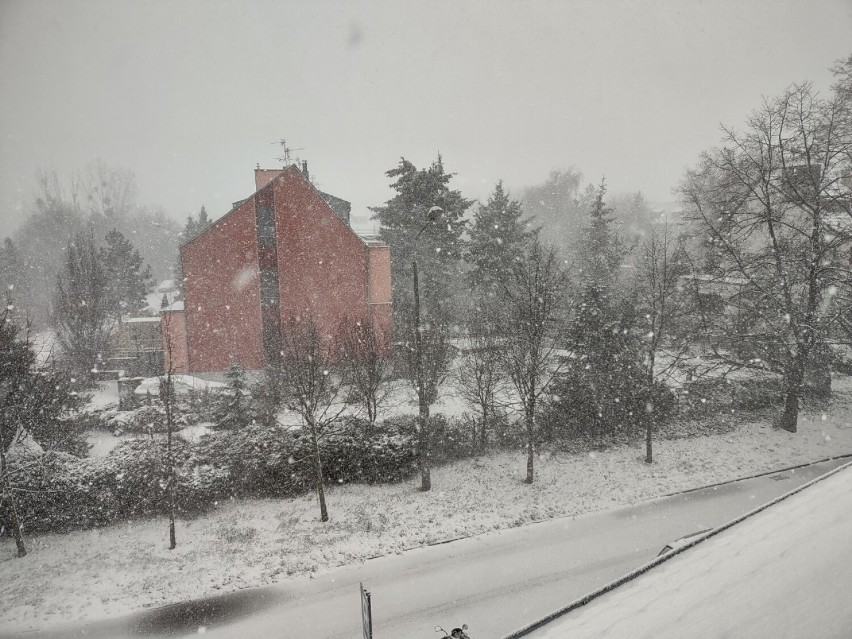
[466,181,537,300]
[370,157,473,318]
[100,229,152,319]
[547,181,646,440]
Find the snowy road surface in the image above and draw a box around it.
[14,457,849,639]
[523,461,852,638]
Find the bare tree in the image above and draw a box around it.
[636,219,691,463]
[454,304,508,450]
[277,316,347,522]
[339,317,392,431]
[401,308,453,492]
[500,240,569,483]
[680,80,852,432]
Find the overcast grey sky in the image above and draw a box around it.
[1,0,850,236]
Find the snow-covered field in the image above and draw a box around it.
[3,383,852,631]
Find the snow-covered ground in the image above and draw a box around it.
[527,462,852,638]
[133,374,226,397]
[83,380,120,412]
[3,382,852,631]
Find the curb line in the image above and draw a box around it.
[654,451,852,499]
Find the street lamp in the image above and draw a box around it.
[413,205,442,492]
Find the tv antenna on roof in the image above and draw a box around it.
[271,138,305,167]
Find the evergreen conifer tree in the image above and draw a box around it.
[197,205,210,230]
[215,363,252,430]
[370,157,473,318]
[100,229,152,319]
[2,302,85,557]
[466,181,536,299]
[547,181,646,440]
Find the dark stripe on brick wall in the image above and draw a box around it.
[255,194,282,363]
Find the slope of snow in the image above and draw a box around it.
[528,463,852,639]
[3,379,852,630]
[2,404,851,631]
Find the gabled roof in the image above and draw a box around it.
[179,165,388,252]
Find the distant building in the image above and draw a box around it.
[109,316,164,377]
[163,164,392,373]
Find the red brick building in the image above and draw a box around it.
[162,165,392,373]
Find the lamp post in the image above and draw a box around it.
[413,205,443,492]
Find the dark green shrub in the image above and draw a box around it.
[3,438,221,535]
[681,373,783,415]
[2,417,418,536]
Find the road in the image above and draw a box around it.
[17,456,850,639]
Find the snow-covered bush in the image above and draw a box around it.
[3,439,220,535]
[382,413,483,463]
[682,374,783,415]
[2,419,417,536]
[192,423,307,497]
[194,418,418,497]
[543,357,660,444]
[74,407,115,434]
[110,400,195,436]
[315,418,418,484]
[211,363,254,430]
[428,414,477,462]
[181,386,218,424]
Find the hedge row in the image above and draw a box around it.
[3,419,419,535]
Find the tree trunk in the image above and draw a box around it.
[164,376,177,550]
[525,402,535,484]
[368,392,377,430]
[0,446,26,558]
[413,258,431,492]
[310,421,329,522]
[168,484,176,550]
[645,421,653,464]
[480,405,488,450]
[778,357,805,433]
[645,356,654,464]
[418,405,431,492]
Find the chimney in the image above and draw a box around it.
[301,161,309,182]
[255,168,285,191]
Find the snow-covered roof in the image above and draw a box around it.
[523,462,852,638]
[161,300,185,312]
[123,316,160,324]
[155,279,176,293]
[357,232,387,247]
